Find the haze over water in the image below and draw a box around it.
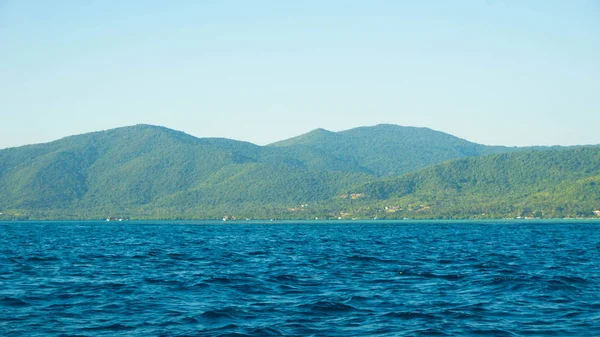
[2,221,600,336]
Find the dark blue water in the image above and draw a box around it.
[1,221,600,336]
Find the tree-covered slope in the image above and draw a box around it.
[142,163,372,218]
[0,124,373,218]
[270,124,528,176]
[0,124,596,220]
[349,147,600,218]
[0,125,244,210]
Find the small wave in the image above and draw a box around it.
[469,328,515,336]
[97,303,121,310]
[201,308,256,320]
[215,333,252,337]
[490,276,520,284]
[410,328,452,336]
[178,316,202,324]
[143,277,182,286]
[0,297,29,307]
[206,276,234,284]
[349,295,369,302]
[364,278,398,284]
[203,323,240,332]
[441,309,483,319]
[348,254,379,262]
[425,272,463,281]
[560,311,582,319]
[268,274,300,284]
[247,251,269,256]
[546,279,580,292]
[82,323,136,331]
[279,322,320,335]
[99,282,127,289]
[78,253,109,259]
[275,284,304,294]
[43,303,73,310]
[146,249,164,257]
[383,311,437,320]
[167,253,187,260]
[399,270,463,281]
[555,275,589,284]
[25,256,60,262]
[298,301,356,313]
[347,255,395,263]
[191,281,210,288]
[247,326,284,336]
[474,261,502,270]
[451,302,490,315]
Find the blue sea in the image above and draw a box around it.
[1,221,600,336]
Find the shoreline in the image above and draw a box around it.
[2,218,600,224]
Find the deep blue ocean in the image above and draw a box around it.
[1,221,600,336]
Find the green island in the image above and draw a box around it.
[1,124,599,221]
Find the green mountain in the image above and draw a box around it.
[0,124,597,220]
[270,124,526,176]
[347,147,600,219]
[0,125,372,219]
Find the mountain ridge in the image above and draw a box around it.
[0,124,598,220]
[3,123,583,151]
[270,123,540,176]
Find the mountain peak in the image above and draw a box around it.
[268,127,339,147]
[341,123,436,135]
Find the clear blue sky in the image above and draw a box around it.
[1,0,598,149]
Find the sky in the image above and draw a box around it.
[1,0,599,149]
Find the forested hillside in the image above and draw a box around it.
[270,124,534,176]
[0,124,597,220]
[346,148,600,219]
[0,125,372,218]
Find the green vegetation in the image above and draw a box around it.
[269,124,538,176]
[344,148,600,219]
[0,124,598,220]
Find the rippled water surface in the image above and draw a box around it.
[2,221,600,336]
